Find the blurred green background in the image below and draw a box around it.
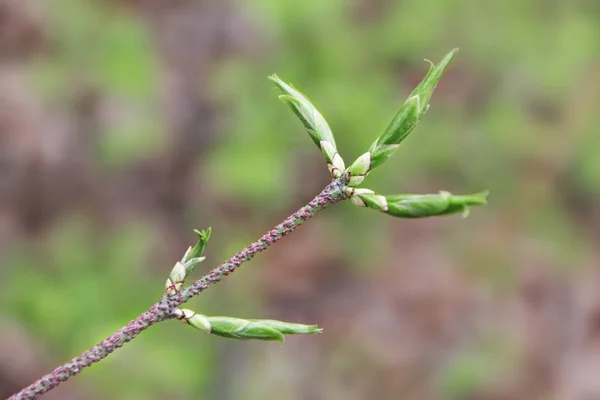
[1,0,599,399]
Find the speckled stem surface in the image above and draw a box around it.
[9,179,346,400]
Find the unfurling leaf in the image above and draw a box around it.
[166,228,211,295]
[174,309,322,343]
[351,189,488,218]
[269,74,345,177]
[183,227,212,263]
[346,49,457,181]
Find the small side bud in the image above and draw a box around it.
[356,192,388,212]
[166,228,211,296]
[347,152,371,176]
[344,188,375,207]
[165,257,206,296]
[183,227,212,263]
[321,140,345,178]
[209,317,285,342]
[174,309,212,333]
[165,262,186,296]
[346,152,372,187]
[368,95,421,170]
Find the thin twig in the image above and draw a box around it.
[9,179,347,400]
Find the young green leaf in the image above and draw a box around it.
[367,95,421,171]
[350,189,488,218]
[208,317,286,342]
[166,228,212,295]
[183,227,212,263]
[174,309,322,343]
[408,49,458,108]
[351,49,458,176]
[269,74,345,177]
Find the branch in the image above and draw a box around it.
[8,179,347,400]
[9,50,488,399]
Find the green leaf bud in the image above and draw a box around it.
[367,49,458,171]
[173,309,211,333]
[343,187,375,207]
[166,228,211,295]
[165,257,206,296]
[269,74,343,177]
[320,140,345,178]
[174,309,322,343]
[165,261,186,296]
[182,227,211,263]
[208,317,285,342]
[357,192,388,211]
[354,190,488,218]
[346,152,372,187]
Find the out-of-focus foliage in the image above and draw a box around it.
[30,0,164,168]
[1,0,599,399]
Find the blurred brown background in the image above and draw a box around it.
[1,0,600,399]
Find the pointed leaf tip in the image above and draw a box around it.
[410,48,458,107]
[178,312,323,343]
[194,227,212,242]
[354,190,487,219]
[363,49,458,173]
[268,74,337,152]
[184,227,212,263]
